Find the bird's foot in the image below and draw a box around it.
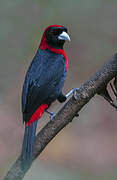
[45,109,56,121]
[66,88,79,117]
[66,88,79,100]
[50,112,56,121]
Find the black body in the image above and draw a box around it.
[21,25,69,165]
[22,48,66,124]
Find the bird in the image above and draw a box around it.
[21,25,77,166]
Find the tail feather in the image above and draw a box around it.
[21,120,38,166]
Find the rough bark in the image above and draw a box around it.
[4,54,117,180]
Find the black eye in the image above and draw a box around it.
[53,29,63,36]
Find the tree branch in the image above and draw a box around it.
[4,54,117,180]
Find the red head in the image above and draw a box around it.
[40,25,70,50]
[39,25,70,70]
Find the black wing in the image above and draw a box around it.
[22,49,66,123]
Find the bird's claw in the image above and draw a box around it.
[73,88,79,100]
[50,112,56,121]
[45,109,56,121]
[66,88,79,100]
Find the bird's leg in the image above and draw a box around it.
[46,88,80,121]
[45,109,56,121]
[66,88,79,100]
[66,88,79,117]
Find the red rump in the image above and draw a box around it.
[39,25,68,70]
[26,104,47,126]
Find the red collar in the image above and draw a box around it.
[39,25,67,70]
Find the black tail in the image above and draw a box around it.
[21,120,38,166]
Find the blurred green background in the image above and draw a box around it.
[1,0,117,179]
